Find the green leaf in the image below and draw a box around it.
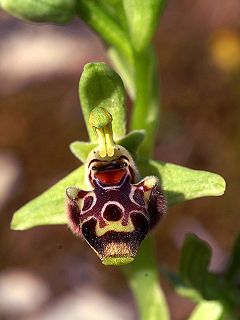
[137,159,226,206]
[180,234,211,297]
[189,301,224,320]
[11,166,85,230]
[166,234,240,317]
[0,0,76,24]
[123,236,170,320]
[79,62,126,142]
[123,0,166,52]
[178,235,233,304]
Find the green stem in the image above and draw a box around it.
[109,38,167,320]
[130,47,160,157]
[123,236,170,320]
[76,3,167,316]
[76,0,133,64]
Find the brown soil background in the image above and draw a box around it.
[0,1,240,319]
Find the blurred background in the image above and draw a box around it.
[0,0,240,319]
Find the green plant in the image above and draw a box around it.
[2,1,237,319]
[164,234,240,319]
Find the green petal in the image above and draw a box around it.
[11,166,84,230]
[118,130,145,156]
[123,0,166,52]
[0,0,76,24]
[70,141,96,163]
[79,62,126,142]
[138,159,226,206]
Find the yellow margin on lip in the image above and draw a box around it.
[102,256,134,266]
[95,219,135,237]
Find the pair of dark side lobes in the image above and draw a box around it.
[66,147,167,266]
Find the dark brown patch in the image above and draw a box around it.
[103,204,123,221]
[131,212,149,235]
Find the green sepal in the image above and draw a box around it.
[11,166,85,230]
[70,130,145,163]
[138,159,226,206]
[0,0,76,24]
[123,0,166,52]
[79,62,126,142]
